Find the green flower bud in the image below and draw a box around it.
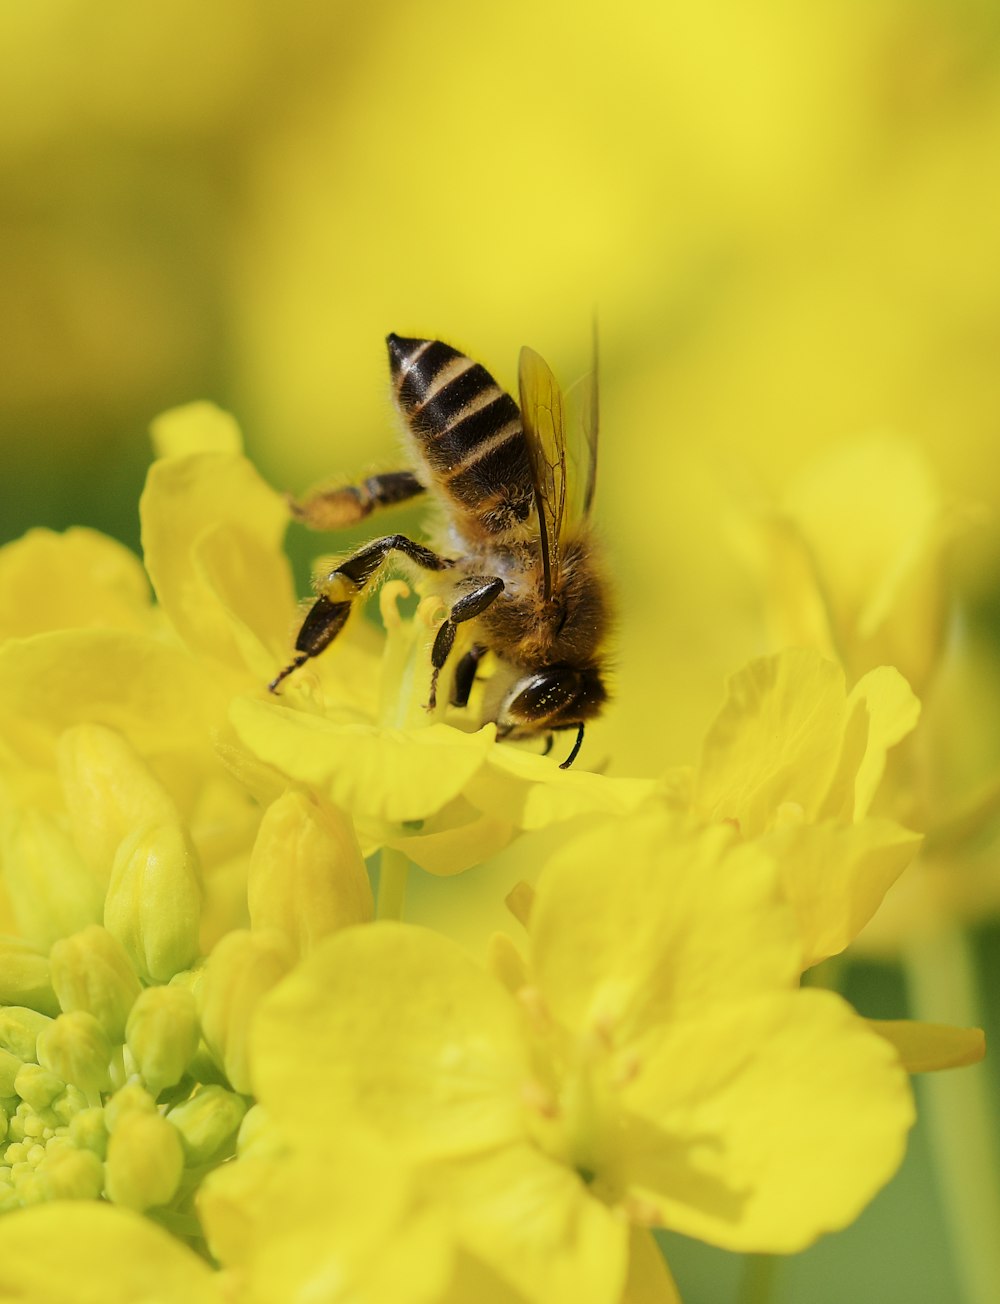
[57,723,180,881]
[36,1143,105,1201]
[68,1105,108,1158]
[49,925,142,1040]
[36,1011,113,1097]
[105,1110,183,1211]
[104,1082,156,1132]
[248,791,372,957]
[198,930,292,1092]
[0,938,59,1017]
[1,810,104,948]
[0,1007,52,1061]
[166,1084,247,1165]
[235,1102,283,1160]
[126,985,199,1096]
[52,1083,88,1125]
[13,1064,63,1111]
[105,823,202,983]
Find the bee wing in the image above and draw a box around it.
[518,345,568,601]
[576,318,600,521]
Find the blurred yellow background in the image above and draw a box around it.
[2,4,1000,1296]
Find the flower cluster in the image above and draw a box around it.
[0,409,985,1302]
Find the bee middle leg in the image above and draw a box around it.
[450,643,488,709]
[289,470,425,531]
[269,533,451,692]
[429,579,504,709]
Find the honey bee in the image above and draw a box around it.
[269,333,610,768]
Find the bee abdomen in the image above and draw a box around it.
[387,334,534,530]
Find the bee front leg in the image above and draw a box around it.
[270,533,451,692]
[289,470,425,531]
[429,578,504,710]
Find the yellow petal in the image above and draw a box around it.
[252,922,530,1161]
[0,630,227,754]
[150,401,243,458]
[692,650,851,835]
[377,801,513,876]
[868,1019,986,1073]
[464,745,657,830]
[766,818,922,969]
[427,1143,629,1304]
[0,527,152,639]
[530,815,798,1048]
[140,442,294,673]
[229,697,494,824]
[200,1133,453,1304]
[621,990,913,1253]
[621,1228,681,1304]
[848,666,921,818]
[0,1203,219,1304]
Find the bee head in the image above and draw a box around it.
[496,664,607,737]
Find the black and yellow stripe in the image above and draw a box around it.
[387,334,534,530]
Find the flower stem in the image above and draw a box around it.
[739,1253,778,1304]
[903,923,1000,1304]
[377,847,410,921]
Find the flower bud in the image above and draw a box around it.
[197,930,292,1093]
[166,1084,246,1165]
[68,1106,108,1158]
[248,791,372,957]
[104,1082,156,1132]
[36,1144,105,1201]
[36,1011,113,1097]
[104,822,202,983]
[0,939,58,1017]
[57,724,180,881]
[49,925,141,1041]
[1,810,104,948]
[126,985,199,1096]
[105,1110,184,1211]
[13,1064,63,1111]
[0,1007,52,1062]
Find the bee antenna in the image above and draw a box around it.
[559,724,585,770]
[268,654,309,694]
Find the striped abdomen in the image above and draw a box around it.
[387,334,535,535]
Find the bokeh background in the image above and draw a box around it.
[3,2,1000,1300]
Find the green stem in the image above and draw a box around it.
[377,846,410,921]
[902,924,1000,1304]
[739,1253,779,1304]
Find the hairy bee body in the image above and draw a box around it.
[272,333,610,767]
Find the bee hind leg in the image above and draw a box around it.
[289,470,425,531]
[270,533,451,692]
[429,578,504,710]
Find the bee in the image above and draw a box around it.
[269,333,610,768]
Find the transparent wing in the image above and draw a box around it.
[518,346,568,601]
[580,319,599,520]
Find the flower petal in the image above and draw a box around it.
[427,1143,629,1304]
[229,697,494,824]
[692,650,852,834]
[868,1018,986,1072]
[620,990,913,1252]
[766,818,922,969]
[530,815,798,1049]
[0,1203,219,1304]
[621,1228,681,1304]
[252,922,530,1160]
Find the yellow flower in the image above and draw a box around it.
[250,820,915,1302]
[683,647,923,969]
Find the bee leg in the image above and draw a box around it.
[540,733,555,757]
[288,470,425,531]
[559,724,586,770]
[270,533,451,692]
[450,643,488,709]
[428,577,504,710]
